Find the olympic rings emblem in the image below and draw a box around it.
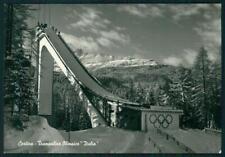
[149,114,173,128]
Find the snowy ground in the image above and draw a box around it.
[163,129,221,153]
[4,116,71,153]
[4,116,157,153]
[59,127,158,153]
[4,116,221,153]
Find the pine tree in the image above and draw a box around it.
[52,72,92,131]
[207,59,221,128]
[168,80,183,108]
[4,4,35,125]
[178,68,196,128]
[167,67,202,128]
[135,83,145,103]
[157,86,168,106]
[143,88,156,108]
[191,47,211,128]
[126,80,135,102]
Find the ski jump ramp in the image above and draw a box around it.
[36,26,138,127]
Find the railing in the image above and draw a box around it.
[204,128,221,136]
[156,129,195,153]
[148,136,163,153]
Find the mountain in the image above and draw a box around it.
[54,49,178,90]
[91,64,179,104]
[53,49,180,104]
[73,50,178,98]
[74,49,158,70]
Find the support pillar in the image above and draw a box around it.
[38,46,54,115]
[103,99,107,121]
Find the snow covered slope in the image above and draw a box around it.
[4,116,157,153]
[74,50,158,69]
[4,116,221,153]
[4,116,71,153]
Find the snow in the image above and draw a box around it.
[59,126,157,153]
[73,52,158,69]
[4,116,71,153]
[147,130,186,153]
[163,129,221,153]
[4,116,157,153]
[4,116,221,153]
[85,58,158,69]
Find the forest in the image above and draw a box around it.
[94,49,221,129]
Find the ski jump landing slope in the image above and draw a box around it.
[38,27,138,126]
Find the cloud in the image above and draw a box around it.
[169,4,214,21]
[117,4,164,18]
[170,4,221,61]
[117,4,219,21]
[97,37,113,47]
[162,46,219,67]
[183,49,198,65]
[67,6,130,50]
[163,56,182,66]
[137,4,147,8]
[71,7,110,29]
[194,19,221,46]
[115,26,126,31]
[60,30,129,53]
[193,7,221,61]
[58,4,221,63]
[61,32,100,52]
[163,49,198,67]
[64,8,79,20]
[118,5,146,18]
[99,30,130,44]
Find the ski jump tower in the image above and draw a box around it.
[36,25,139,128]
[36,25,182,131]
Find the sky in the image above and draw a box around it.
[29,3,221,66]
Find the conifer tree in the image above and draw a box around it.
[178,68,196,128]
[168,80,183,108]
[192,47,211,128]
[157,86,168,106]
[144,88,156,108]
[135,83,145,103]
[126,80,135,102]
[4,4,35,125]
[207,58,221,128]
